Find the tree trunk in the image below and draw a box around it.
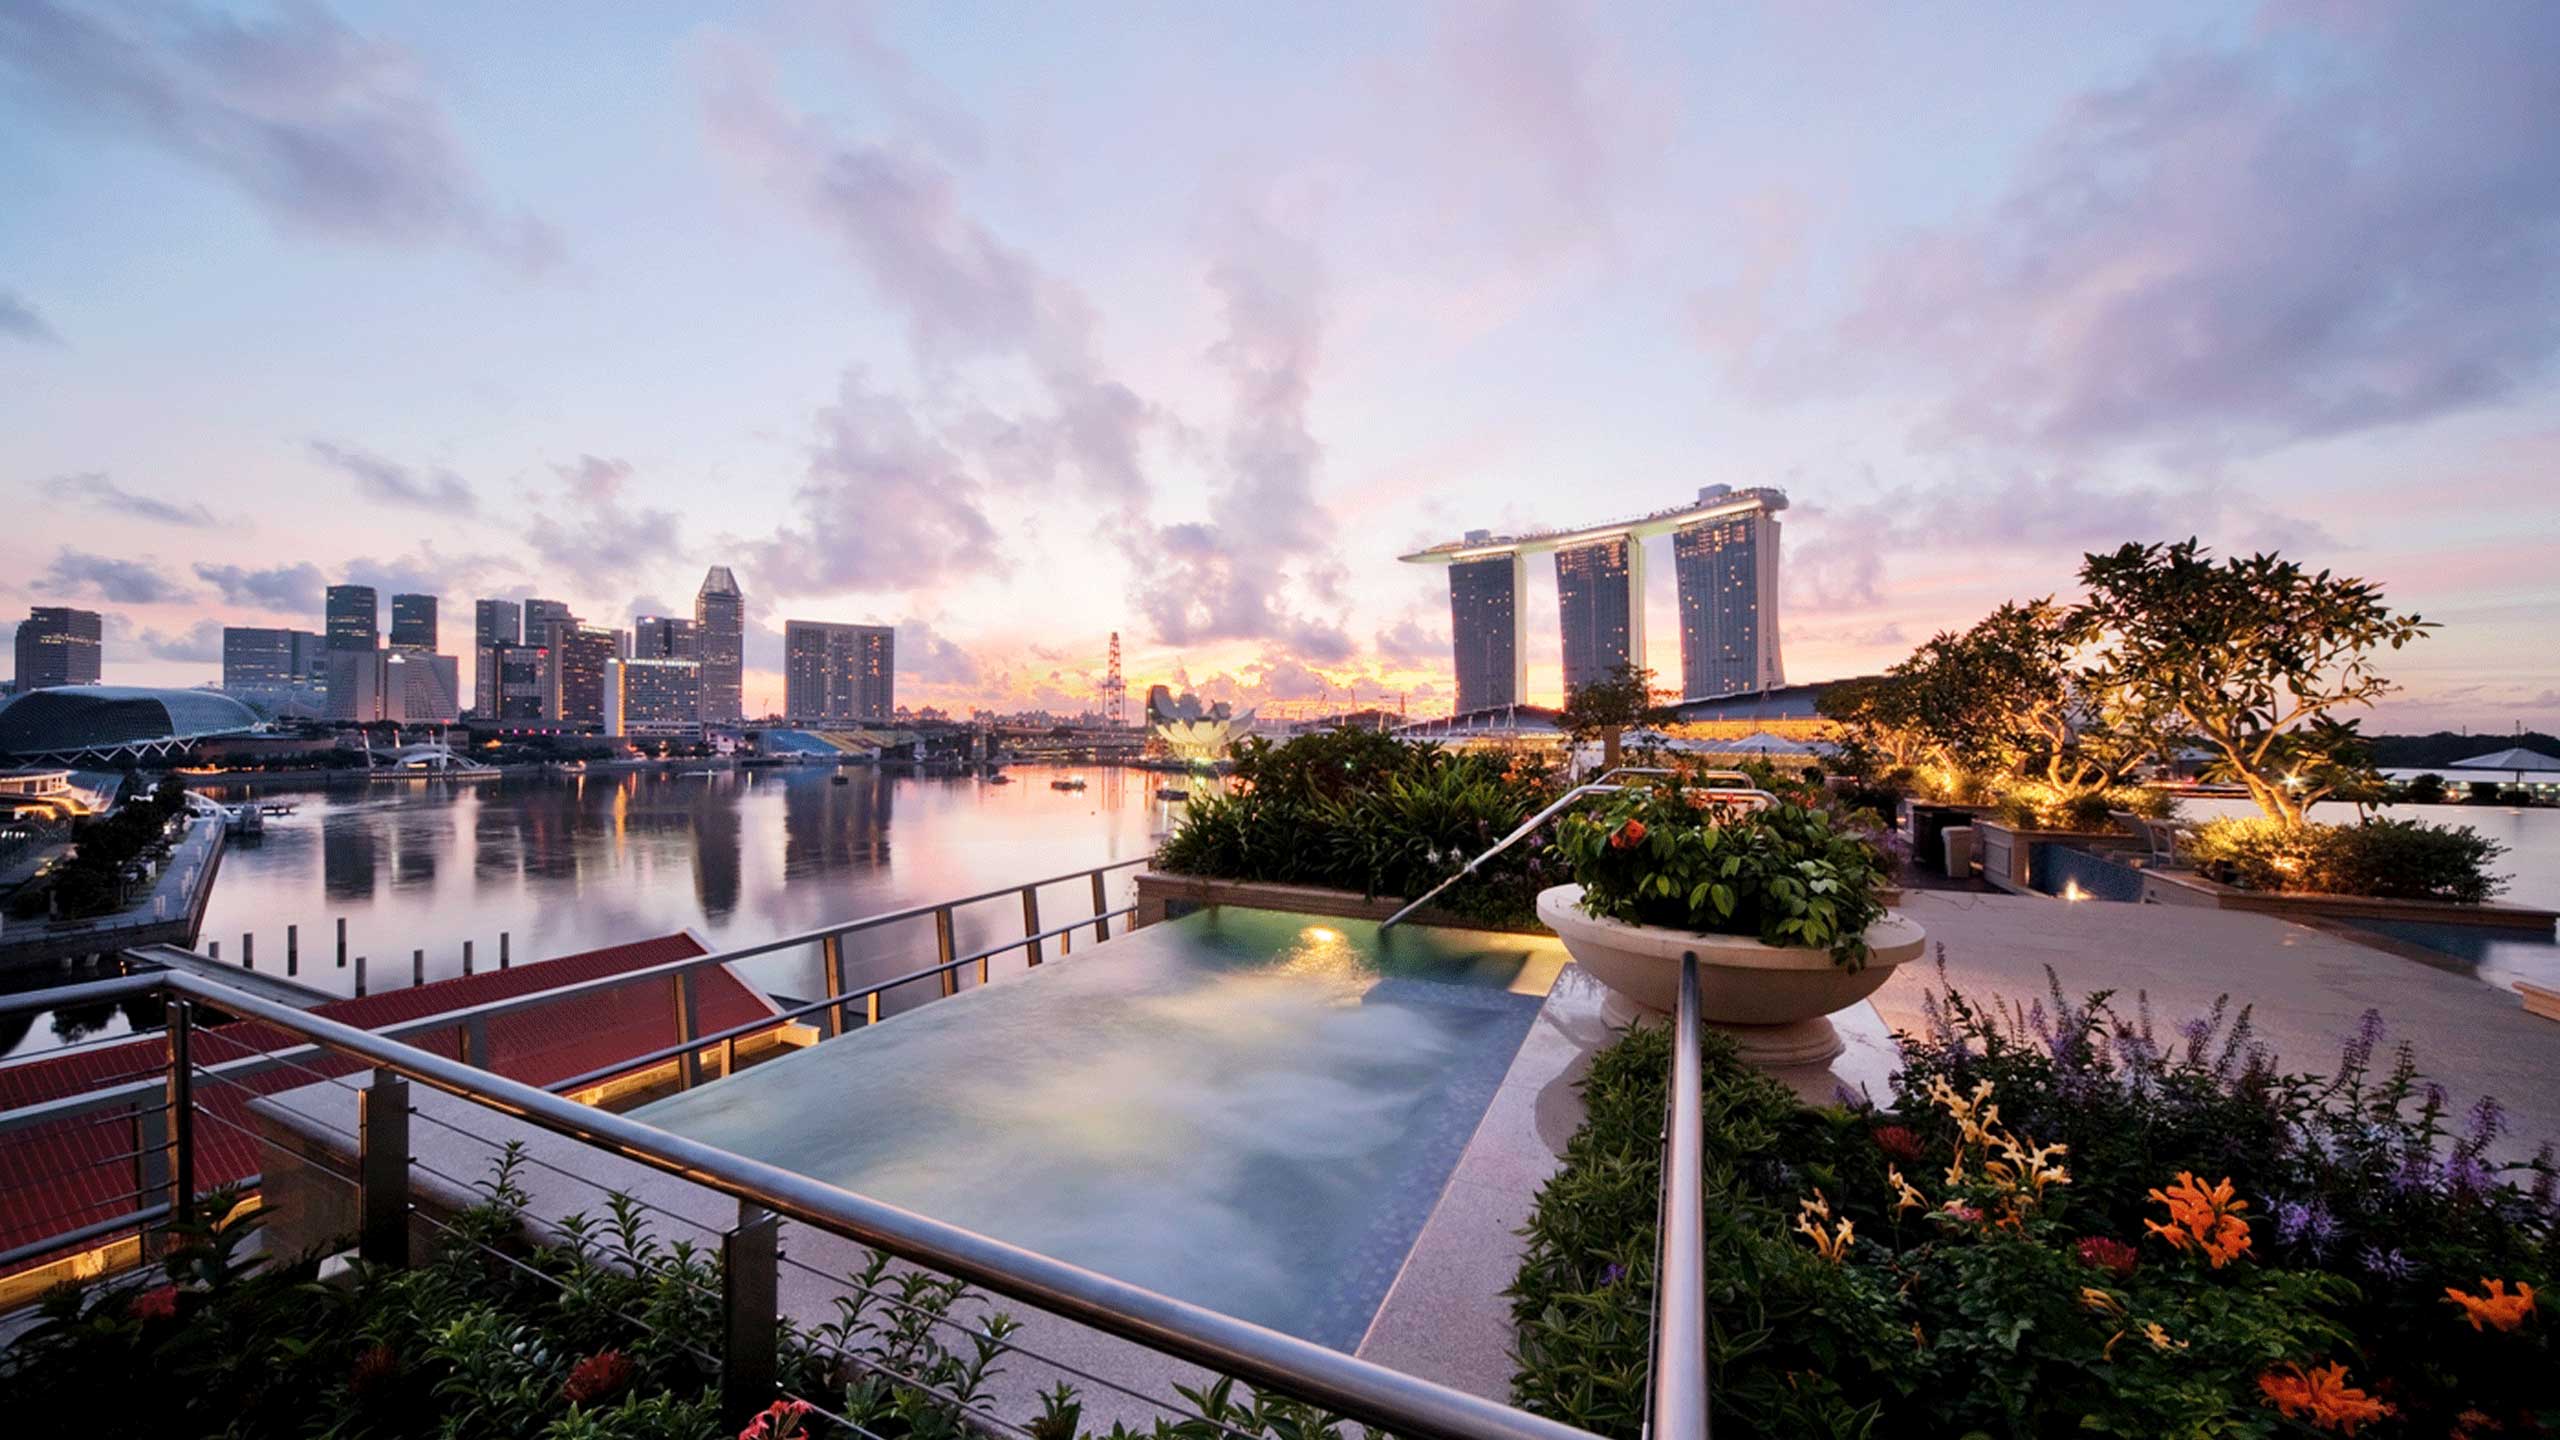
[1602,727,1623,773]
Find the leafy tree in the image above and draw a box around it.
[2075,540,2430,827]
[2401,772,2446,805]
[1814,674,1931,773]
[1557,663,1678,772]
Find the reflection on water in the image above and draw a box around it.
[636,910,1562,1348]
[0,766,1178,1061]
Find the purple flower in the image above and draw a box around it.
[1600,1262,1627,1286]
[2273,1198,2338,1258]
[2464,1095,2506,1153]
[2337,1009,2384,1077]
[2392,1148,2439,1195]
[2359,1245,2415,1281]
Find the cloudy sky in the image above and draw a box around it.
[4,1,2555,727]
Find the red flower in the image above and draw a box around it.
[563,1349,636,1405]
[130,1285,179,1322]
[740,1399,815,1440]
[1872,1125,1924,1163]
[2076,1235,2140,1278]
[1609,819,1648,850]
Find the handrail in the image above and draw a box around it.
[0,859,1152,1134]
[1654,951,1712,1438]
[1378,767,1682,930]
[135,969,1599,1440]
[541,904,1138,1094]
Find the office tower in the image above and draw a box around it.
[325,585,378,652]
[379,650,461,722]
[782,620,894,724]
[325,650,379,721]
[1555,536,1644,695]
[1671,489,1785,699]
[546,624,619,726]
[490,643,550,720]
[222,626,324,692]
[632,615,698,660]
[389,593,437,651]
[1447,551,1525,713]
[604,657,705,738]
[473,599,521,715]
[14,606,105,688]
[694,567,745,723]
[522,598,577,648]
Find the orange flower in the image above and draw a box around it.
[2257,1364,2394,1434]
[2443,1278,2537,1333]
[1793,1191,1854,1263]
[2144,1172,2252,1268]
[1609,818,1648,850]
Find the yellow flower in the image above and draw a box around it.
[2443,1278,2537,1333]
[1888,1166,1927,1215]
[2143,1322,2187,1352]
[1793,1192,1854,1264]
[2078,1286,2123,1316]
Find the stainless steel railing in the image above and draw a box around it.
[1653,951,1712,1438]
[2,857,1153,1138]
[0,962,1605,1440]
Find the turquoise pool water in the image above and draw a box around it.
[634,909,1564,1349]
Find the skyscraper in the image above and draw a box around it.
[473,599,521,715]
[522,598,576,648]
[1555,536,1644,695]
[604,657,704,738]
[632,615,697,660]
[1447,551,1525,713]
[1671,490,1785,699]
[325,585,378,652]
[222,627,324,693]
[14,607,103,688]
[490,643,550,720]
[782,620,894,724]
[694,567,745,723]
[389,593,438,651]
[547,624,619,727]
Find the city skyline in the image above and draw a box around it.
[4,5,2556,728]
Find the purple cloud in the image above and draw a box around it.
[1711,5,2560,457]
[307,440,475,513]
[0,288,60,344]
[41,548,194,605]
[746,370,1003,596]
[194,560,324,612]
[49,472,217,528]
[523,455,680,590]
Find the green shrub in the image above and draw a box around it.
[1554,792,1888,966]
[1512,968,2560,1438]
[2189,816,2507,903]
[1155,730,1558,925]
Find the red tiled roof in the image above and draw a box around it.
[0,932,775,1268]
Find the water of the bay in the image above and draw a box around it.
[2,765,1187,1059]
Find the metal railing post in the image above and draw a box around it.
[820,933,847,1039]
[286,924,298,976]
[358,1069,410,1267]
[413,949,425,987]
[242,932,253,970]
[166,1001,195,1231]
[354,954,368,997]
[336,916,348,968]
[463,940,474,976]
[934,906,957,998]
[1653,953,1711,1439]
[134,1097,170,1241]
[721,1201,780,1431]
[1090,869,1111,943]
[675,971,703,1089]
[1019,886,1042,971]
[462,1014,491,1070]
[499,931,510,968]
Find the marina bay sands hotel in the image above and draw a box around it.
[1399,485,1787,713]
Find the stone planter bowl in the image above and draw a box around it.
[1535,884,1927,1065]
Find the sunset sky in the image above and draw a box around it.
[5,2,2555,728]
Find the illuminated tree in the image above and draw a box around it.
[2074,540,2429,827]
[1559,663,1678,772]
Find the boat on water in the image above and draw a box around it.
[987,772,1013,784]
[831,773,851,786]
[1154,786,1190,801]
[1050,777,1088,791]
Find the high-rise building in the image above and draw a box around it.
[604,658,704,738]
[633,615,697,660]
[325,649,379,721]
[473,599,522,715]
[326,585,379,652]
[222,626,325,693]
[14,606,104,688]
[1401,485,1787,709]
[694,567,745,723]
[1447,551,1525,713]
[522,598,577,649]
[1671,490,1785,699]
[782,620,894,724]
[1555,536,1644,695]
[379,650,461,723]
[389,593,438,652]
[490,643,550,720]
[546,625,619,727]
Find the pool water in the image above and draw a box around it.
[634,909,1565,1349]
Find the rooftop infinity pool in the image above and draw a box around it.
[634,908,1565,1349]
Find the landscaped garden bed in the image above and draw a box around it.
[1512,960,2558,1437]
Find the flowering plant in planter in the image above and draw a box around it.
[1554,789,1889,966]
